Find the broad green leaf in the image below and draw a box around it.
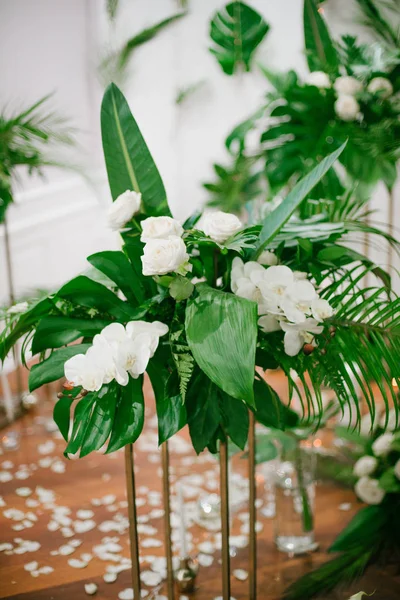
[122,235,155,298]
[53,387,82,441]
[31,316,111,355]
[186,371,221,454]
[219,391,249,450]
[255,142,346,256]
[169,276,194,301]
[64,394,96,456]
[0,297,53,361]
[29,344,91,392]
[329,505,386,552]
[157,371,187,445]
[185,286,257,406]
[101,83,171,217]
[209,1,270,75]
[253,377,299,430]
[57,275,137,320]
[107,376,144,453]
[81,384,117,457]
[379,468,400,493]
[87,250,143,305]
[303,0,339,74]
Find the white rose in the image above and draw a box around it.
[257,250,278,266]
[311,297,333,321]
[372,432,394,457]
[107,190,141,230]
[334,95,360,121]
[353,455,378,477]
[140,216,183,243]
[334,76,362,96]
[306,71,331,89]
[201,211,242,244]
[7,301,29,314]
[354,476,385,505]
[141,236,191,276]
[367,77,393,99]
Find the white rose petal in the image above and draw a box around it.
[201,211,242,244]
[140,216,183,242]
[107,190,141,230]
[257,250,278,266]
[334,95,360,121]
[306,71,331,89]
[311,297,333,321]
[372,432,394,457]
[141,236,191,276]
[334,76,362,96]
[355,476,385,505]
[367,77,393,99]
[353,456,378,477]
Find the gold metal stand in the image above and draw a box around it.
[248,411,257,599]
[162,442,175,600]
[124,444,141,599]
[219,439,231,600]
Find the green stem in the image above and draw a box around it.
[294,439,314,533]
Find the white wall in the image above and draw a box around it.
[0,0,397,304]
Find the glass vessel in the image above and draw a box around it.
[273,436,317,554]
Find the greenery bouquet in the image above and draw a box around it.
[1,84,399,459]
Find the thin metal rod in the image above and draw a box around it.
[219,439,231,600]
[4,215,23,409]
[161,442,175,600]
[124,444,141,599]
[387,187,394,272]
[248,410,257,599]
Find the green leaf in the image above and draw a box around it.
[155,371,187,445]
[303,0,339,74]
[64,394,96,456]
[87,250,143,306]
[209,1,270,75]
[107,377,144,453]
[255,143,346,256]
[379,468,400,493]
[101,83,171,217]
[80,384,118,457]
[185,286,257,406]
[122,235,155,299]
[29,344,91,392]
[0,297,54,361]
[169,276,194,301]
[53,388,82,442]
[329,505,386,552]
[186,371,221,454]
[219,391,249,450]
[56,275,137,320]
[253,377,299,430]
[31,316,110,355]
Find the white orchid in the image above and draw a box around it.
[280,280,317,323]
[107,190,141,230]
[126,320,169,357]
[141,236,191,276]
[201,210,242,244]
[258,265,295,313]
[311,297,334,321]
[116,333,153,379]
[280,319,323,357]
[64,352,105,392]
[140,216,183,243]
[355,476,385,505]
[90,334,128,386]
[258,314,281,333]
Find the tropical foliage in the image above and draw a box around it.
[1,85,399,461]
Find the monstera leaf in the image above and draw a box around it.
[209,1,270,75]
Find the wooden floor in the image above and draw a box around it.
[1,373,399,600]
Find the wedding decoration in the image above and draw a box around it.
[1,83,400,599]
[205,0,400,213]
[284,421,400,599]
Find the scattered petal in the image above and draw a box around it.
[233,568,248,581]
[84,583,98,595]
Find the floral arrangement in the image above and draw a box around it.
[1,84,400,460]
[205,0,400,214]
[284,414,400,599]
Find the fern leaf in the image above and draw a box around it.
[170,306,194,400]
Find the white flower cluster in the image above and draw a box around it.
[64,321,168,392]
[306,71,393,121]
[140,216,191,277]
[353,431,400,505]
[231,258,333,356]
